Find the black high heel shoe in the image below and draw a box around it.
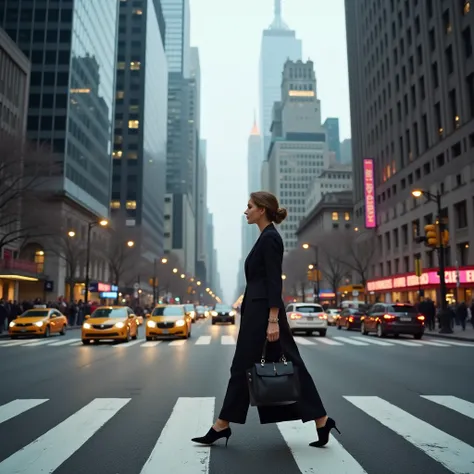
[309,417,341,448]
[191,426,232,447]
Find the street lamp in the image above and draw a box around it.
[127,240,134,247]
[161,257,168,264]
[181,273,185,279]
[68,230,76,238]
[411,188,451,333]
[84,219,108,304]
[282,274,287,280]
[302,243,320,303]
[173,268,178,274]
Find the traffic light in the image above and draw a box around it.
[441,229,449,246]
[424,224,439,248]
[149,277,158,287]
[414,258,422,277]
[307,269,321,281]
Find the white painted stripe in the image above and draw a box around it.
[345,396,474,474]
[195,336,212,345]
[0,399,49,425]
[221,335,236,345]
[140,397,214,474]
[278,420,367,474]
[113,339,142,348]
[0,339,39,347]
[141,341,162,347]
[385,339,422,347]
[294,337,317,345]
[71,342,83,346]
[0,398,130,474]
[415,340,450,347]
[422,396,474,420]
[318,338,343,346]
[430,340,474,347]
[169,339,186,346]
[48,338,81,346]
[0,340,13,345]
[332,337,369,346]
[351,336,393,346]
[22,339,59,346]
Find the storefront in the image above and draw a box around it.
[367,266,474,305]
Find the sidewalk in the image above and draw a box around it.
[425,324,474,342]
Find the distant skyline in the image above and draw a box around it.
[190,0,350,302]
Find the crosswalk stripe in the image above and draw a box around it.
[221,335,236,345]
[332,337,369,346]
[0,398,130,474]
[0,399,49,425]
[169,340,186,346]
[421,395,474,420]
[415,339,451,347]
[22,339,59,346]
[345,396,474,473]
[113,340,142,348]
[294,337,317,345]
[195,336,212,345]
[278,420,368,474]
[48,338,81,346]
[141,341,162,347]
[0,339,39,347]
[435,340,474,347]
[140,397,214,474]
[318,338,343,345]
[351,336,393,346]
[71,341,83,346]
[385,339,422,347]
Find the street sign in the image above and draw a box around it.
[44,280,54,292]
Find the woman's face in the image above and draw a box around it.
[244,199,264,225]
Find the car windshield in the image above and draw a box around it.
[152,306,184,316]
[91,308,127,318]
[295,306,323,313]
[388,305,417,314]
[19,310,49,317]
[196,306,205,311]
[215,305,232,312]
[184,304,194,311]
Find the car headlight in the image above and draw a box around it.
[34,321,44,327]
[9,321,15,327]
[115,322,125,328]
[229,311,235,316]
[175,319,186,327]
[211,311,218,316]
[147,320,156,328]
[83,323,91,329]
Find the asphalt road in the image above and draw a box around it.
[1,318,473,474]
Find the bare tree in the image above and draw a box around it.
[283,247,310,301]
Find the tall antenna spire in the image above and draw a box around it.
[269,0,289,30]
[274,0,281,19]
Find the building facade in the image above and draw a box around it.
[266,60,330,251]
[195,138,208,283]
[323,118,341,163]
[340,138,353,165]
[112,0,168,261]
[345,0,474,305]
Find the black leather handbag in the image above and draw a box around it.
[246,341,301,407]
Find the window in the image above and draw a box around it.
[446,46,454,74]
[126,201,137,210]
[116,91,124,99]
[128,120,139,129]
[113,150,122,159]
[463,27,472,58]
[126,151,138,159]
[332,212,339,221]
[133,8,143,15]
[455,201,467,228]
[443,10,452,34]
[464,1,471,15]
[130,61,141,70]
[344,212,350,221]
[110,201,121,209]
[117,62,125,70]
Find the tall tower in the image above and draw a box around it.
[259,0,302,164]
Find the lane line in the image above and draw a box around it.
[277,420,368,474]
[351,336,393,346]
[0,399,49,425]
[0,398,130,474]
[294,337,317,345]
[415,340,451,347]
[113,340,142,348]
[332,337,369,346]
[345,396,474,474]
[48,338,81,346]
[195,336,212,345]
[140,397,214,474]
[221,335,236,345]
[318,338,343,346]
[421,396,474,420]
[141,341,162,347]
[384,339,422,347]
[169,340,186,346]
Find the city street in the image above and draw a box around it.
[1,319,473,474]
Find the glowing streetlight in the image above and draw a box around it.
[173,268,178,273]
[127,240,134,247]
[308,264,314,270]
[302,243,310,250]
[99,219,108,227]
[161,257,168,264]
[205,287,210,292]
[68,230,76,238]
[411,189,423,198]
[282,274,287,280]
[197,281,201,286]
[180,274,185,279]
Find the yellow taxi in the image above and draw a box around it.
[81,306,139,345]
[145,304,192,340]
[9,307,68,338]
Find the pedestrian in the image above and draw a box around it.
[192,191,337,449]
[456,302,468,331]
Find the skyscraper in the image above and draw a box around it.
[259,0,302,161]
[323,118,341,163]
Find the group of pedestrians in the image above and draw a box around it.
[418,298,474,331]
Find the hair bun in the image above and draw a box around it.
[274,207,288,224]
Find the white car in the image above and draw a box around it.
[326,309,341,326]
[285,303,328,336]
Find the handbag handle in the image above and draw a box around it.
[261,340,287,366]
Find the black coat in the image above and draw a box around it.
[225,223,326,424]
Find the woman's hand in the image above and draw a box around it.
[267,322,280,342]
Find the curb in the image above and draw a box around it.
[425,332,474,342]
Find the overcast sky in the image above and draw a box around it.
[190,0,351,303]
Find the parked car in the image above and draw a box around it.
[285,303,328,336]
[336,307,366,330]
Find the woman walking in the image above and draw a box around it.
[192,191,339,448]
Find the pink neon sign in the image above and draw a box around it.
[367,268,474,292]
[363,158,376,228]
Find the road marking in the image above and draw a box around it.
[332,337,369,346]
[294,337,317,345]
[141,341,162,347]
[415,339,451,347]
[345,396,474,474]
[0,398,130,474]
[351,336,393,346]
[433,340,474,347]
[24,339,60,346]
[140,397,214,474]
[113,340,142,348]
[0,339,40,347]
[277,420,367,474]
[48,338,81,346]
[421,396,474,420]
[318,338,343,345]
[71,342,83,346]
[169,339,186,346]
[221,335,236,345]
[385,339,422,347]
[0,399,49,425]
[195,336,212,345]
